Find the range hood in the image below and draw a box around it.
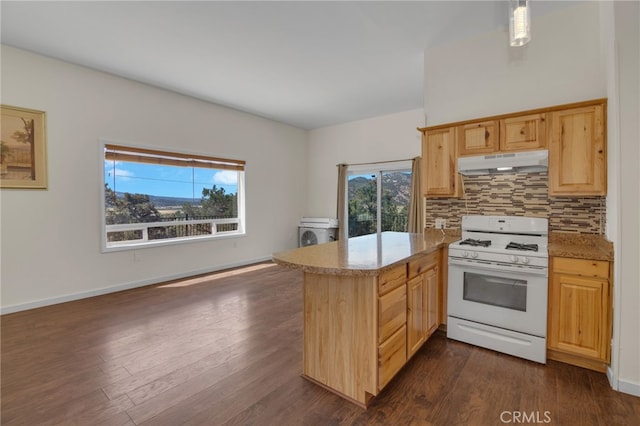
[458,149,548,176]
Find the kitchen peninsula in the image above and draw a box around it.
[272,231,458,407]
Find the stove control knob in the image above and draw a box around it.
[510,255,519,263]
[521,257,530,264]
[472,252,479,259]
[463,251,470,258]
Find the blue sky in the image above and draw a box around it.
[104,161,238,199]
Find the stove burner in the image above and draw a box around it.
[506,242,539,252]
[459,239,492,248]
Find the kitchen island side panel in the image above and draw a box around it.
[303,272,378,405]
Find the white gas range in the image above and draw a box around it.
[447,215,549,363]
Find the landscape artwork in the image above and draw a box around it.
[0,105,47,189]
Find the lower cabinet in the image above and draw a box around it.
[407,250,440,359]
[424,265,439,337]
[407,275,425,357]
[301,249,442,407]
[547,257,612,372]
[377,264,408,392]
[378,324,407,390]
[379,284,407,344]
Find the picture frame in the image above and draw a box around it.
[1,105,48,189]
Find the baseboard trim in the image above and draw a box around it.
[607,366,640,397]
[618,377,640,397]
[607,366,618,389]
[0,256,273,315]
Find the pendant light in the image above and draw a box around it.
[509,0,531,47]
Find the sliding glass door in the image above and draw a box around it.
[346,162,411,238]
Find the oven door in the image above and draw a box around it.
[447,258,548,337]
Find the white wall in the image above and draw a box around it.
[423,1,638,396]
[608,0,640,397]
[0,46,307,313]
[306,109,424,218]
[424,2,605,125]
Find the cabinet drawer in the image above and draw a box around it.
[379,264,407,295]
[408,251,439,279]
[553,257,609,279]
[379,285,407,343]
[378,324,407,390]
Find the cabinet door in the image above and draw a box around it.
[458,121,498,156]
[424,266,439,338]
[422,127,459,197]
[549,104,606,196]
[500,113,547,152]
[407,276,425,358]
[548,272,609,361]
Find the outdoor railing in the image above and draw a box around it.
[106,217,240,247]
[348,215,408,238]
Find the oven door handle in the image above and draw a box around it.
[448,258,548,277]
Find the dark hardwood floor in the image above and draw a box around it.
[2,262,639,425]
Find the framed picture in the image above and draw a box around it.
[1,105,47,189]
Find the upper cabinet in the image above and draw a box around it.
[419,99,606,198]
[500,113,547,152]
[548,103,606,196]
[458,113,546,157]
[458,121,498,156]
[421,127,460,197]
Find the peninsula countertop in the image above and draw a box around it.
[272,230,460,276]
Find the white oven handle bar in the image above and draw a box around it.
[448,258,548,277]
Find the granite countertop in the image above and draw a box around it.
[548,232,614,261]
[272,230,460,276]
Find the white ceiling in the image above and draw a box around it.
[1,1,575,130]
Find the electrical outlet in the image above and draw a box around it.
[435,219,446,229]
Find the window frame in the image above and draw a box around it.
[100,140,246,252]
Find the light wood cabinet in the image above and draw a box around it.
[379,285,407,344]
[407,251,440,359]
[379,264,407,295]
[407,275,425,357]
[302,273,378,406]
[378,324,407,390]
[302,266,408,407]
[548,257,612,372]
[277,233,449,407]
[458,120,498,156]
[377,264,407,392]
[424,265,439,337]
[421,127,460,197]
[419,99,606,198]
[500,113,547,152]
[458,114,546,157]
[548,103,606,196]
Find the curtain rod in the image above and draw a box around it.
[336,157,418,167]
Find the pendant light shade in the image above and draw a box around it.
[509,0,531,47]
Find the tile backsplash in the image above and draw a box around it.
[425,172,606,234]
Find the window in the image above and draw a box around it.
[102,143,245,251]
[346,161,412,238]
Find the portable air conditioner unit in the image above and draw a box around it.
[298,217,338,247]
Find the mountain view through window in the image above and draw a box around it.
[102,144,245,249]
[347,170,411,238]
